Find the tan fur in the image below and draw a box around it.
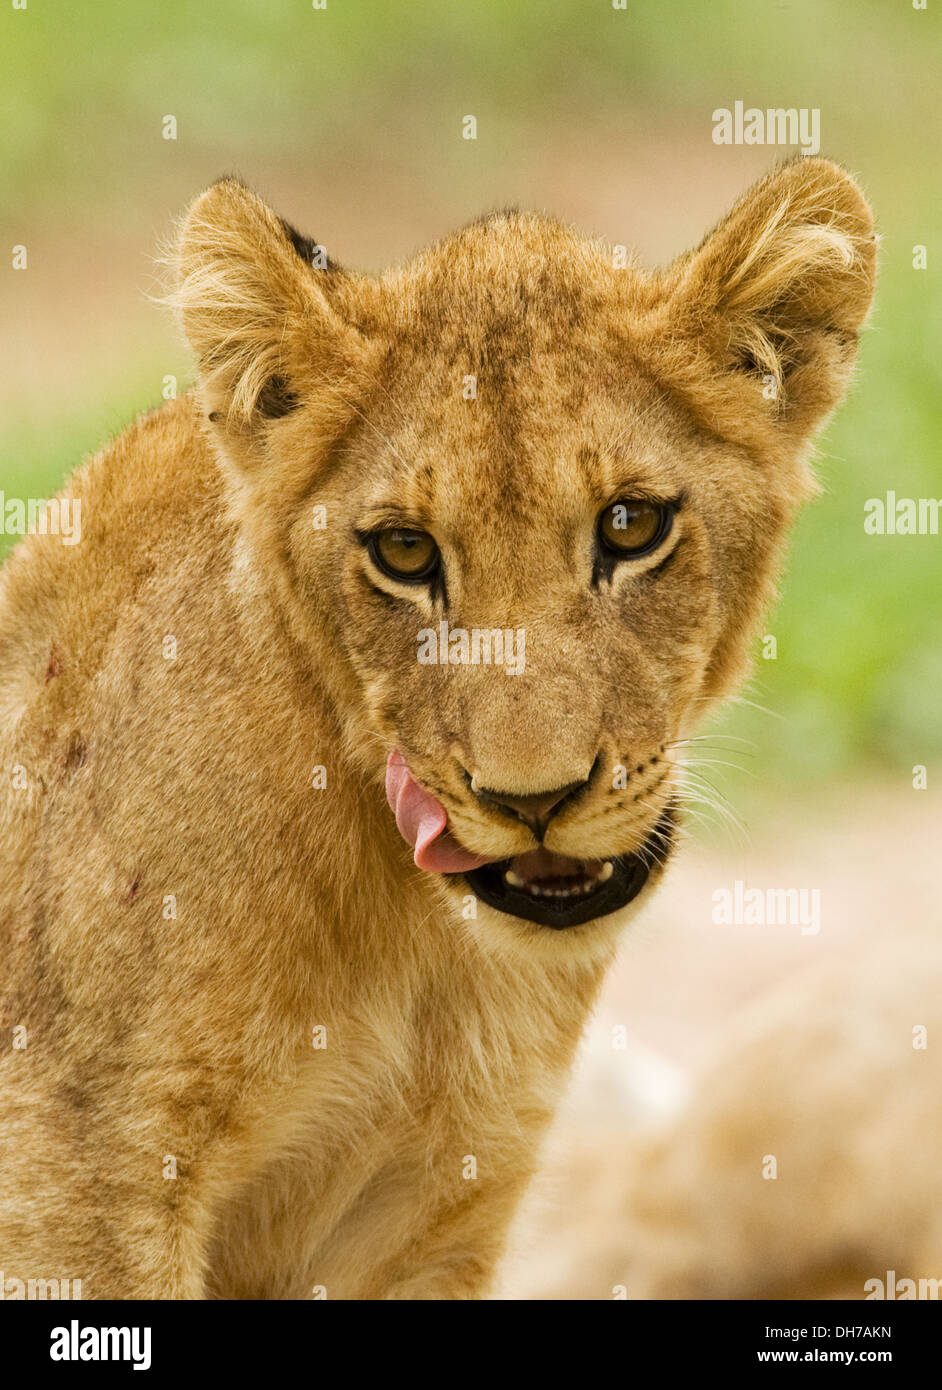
[555,929,942,1300]
[0,160,875,1298]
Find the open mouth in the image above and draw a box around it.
[463,805,678,930]
[385,749,678,932]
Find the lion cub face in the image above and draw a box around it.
[177,161,875,950]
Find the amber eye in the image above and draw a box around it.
[369,528,440,582]
[598,500,672,558]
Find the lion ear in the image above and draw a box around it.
[669,158,877,429]
[175,179,368,458]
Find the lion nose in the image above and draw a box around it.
[472,778,588,839]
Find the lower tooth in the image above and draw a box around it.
[506,865,614,898]
[516,880,606,900]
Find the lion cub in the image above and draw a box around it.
[0,160,875,1298]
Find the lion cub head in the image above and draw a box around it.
[175,160,875,955]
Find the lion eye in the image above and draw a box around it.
[598,500,671,557]
[369,528,440,582]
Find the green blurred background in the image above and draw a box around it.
[1,0,939,814]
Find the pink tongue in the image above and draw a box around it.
[385,749,495,874]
